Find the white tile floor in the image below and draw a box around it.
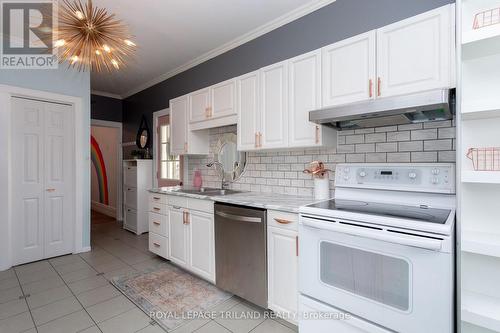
[0,220,298,333]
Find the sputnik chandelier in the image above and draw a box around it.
[55,0,136,72]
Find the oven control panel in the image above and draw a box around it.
[335,163,455,193]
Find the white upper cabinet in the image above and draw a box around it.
[171,95,209,155]
[376,5,452,98]
[211,79,236,119]
[170,95,188,155]
[322,31,376,107]
[260,60,288,149]
[189,87,211,123]
[237,71,260,151]
[289,50,323,147]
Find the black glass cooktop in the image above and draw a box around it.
[306,199,451,224]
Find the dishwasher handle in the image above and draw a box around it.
[215,211,262,223]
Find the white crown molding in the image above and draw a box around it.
[121,0,336,99]
[91,90,123,100]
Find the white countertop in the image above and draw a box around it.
[149,187,321,213]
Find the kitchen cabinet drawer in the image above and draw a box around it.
[188,198,214,213]
[124,166,137,187]
[149,212,168,237]
[150,202,168,215]
[268,210,298,231]
[149,232,168,258]
[124,187,137,209]
[124,207,137,232]
[150,193,167,205]
[168,195,188,209]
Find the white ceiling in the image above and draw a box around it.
[90,0,334,98]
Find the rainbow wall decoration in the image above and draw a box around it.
[91,135,109,205]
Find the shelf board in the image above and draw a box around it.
[462,107,500,120]
[462,230,500,258]
[462,171,500,184]
[462,27,500,60]
[462,290,500,332]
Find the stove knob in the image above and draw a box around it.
[432,168,440,175]
[432,176,439,184]
[359,171,367,177]
[344,168,350,173]
[408,172,417,179]
[343,175,349,180]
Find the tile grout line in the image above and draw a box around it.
[12,267,39,333]
[46,260,103,333]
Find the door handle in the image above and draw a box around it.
[377,77,381,97]
[215,211,262,223]
[274,218,292,224]
[185,211,190,225]
[296,236,299,257]
[301,218,442,251]
[369,79,373,98]
[315,126,320,144]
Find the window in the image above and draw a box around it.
[157,115,182,186]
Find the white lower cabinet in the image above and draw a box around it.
[148,193,215,283]
[267,210,299,324]
[168,205,189,267]
[188,210,215,282]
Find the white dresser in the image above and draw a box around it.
[123,159,152,235]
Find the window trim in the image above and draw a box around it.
[153,108,185,188]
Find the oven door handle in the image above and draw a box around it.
[301,218,442,251]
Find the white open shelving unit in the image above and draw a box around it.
[459,1,500,332]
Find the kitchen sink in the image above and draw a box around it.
[172,188,241,196]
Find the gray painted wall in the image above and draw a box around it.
[123,0,454,146]
[91,94,123,122]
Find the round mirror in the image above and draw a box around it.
[136,115,151,150]
[214,133,247,182]
[139,129,148,149]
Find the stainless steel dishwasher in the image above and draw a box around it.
[214,203,267,308]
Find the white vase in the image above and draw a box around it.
[314,177,330,200]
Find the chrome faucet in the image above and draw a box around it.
[206,161,229,189]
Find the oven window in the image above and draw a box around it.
[320,241,410,311]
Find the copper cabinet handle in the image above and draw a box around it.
[377,77,381,97]
[153,207,161,211]
[153,197,161,200]
[184,142,188,153]
[153,242,161,247]
[255,133,258,148]
[274,218,292,224]
[315,126,320,144]
[258,132,262,148]
[209,107,212,117]
[369,79,373,98]
[185,211,190,225]
[296,236,299,257]
[46,188,56,192]
[153,221,161,225]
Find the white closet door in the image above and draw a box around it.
[12,98,45,264]
[43,102,74,258]
[12,97,74,265]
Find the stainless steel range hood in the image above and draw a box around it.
[309,89,454,130]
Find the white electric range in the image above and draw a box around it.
[298,163,456,333]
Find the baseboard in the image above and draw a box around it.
[91,200,116,218]
[75,246,91,254]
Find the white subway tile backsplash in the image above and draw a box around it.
[188,123,456,195]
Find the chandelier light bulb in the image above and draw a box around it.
[71,55,79,64]
[54,39,66,47]
[103,44,111,53]
[75,10,84,19]
[124,39,136,47]
[95,50,101,55]
[111,59,119,69]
